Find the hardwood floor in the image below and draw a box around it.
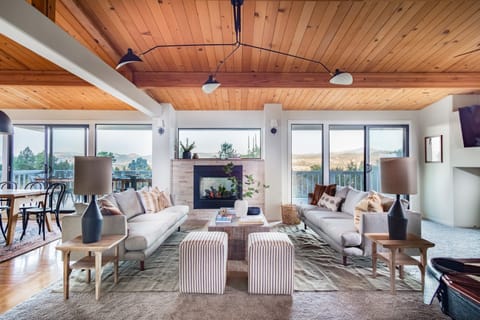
[0,239,62,314]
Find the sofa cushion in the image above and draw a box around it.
[341,231,362,247]
[113,189,144,220]
[310,184,336,205]
[138,190,160,214]
[160,205,189,215]
[353,191,383,230]
[378,193,409,211]
[316,218,357,245]
[98,198,123,216]
[304,210,352,224]
[318,193,343,211]
[342,188,368,216]
[125,211,186,251]
[335,186,352,200]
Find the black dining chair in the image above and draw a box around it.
[24,181,45,190]
[19,183,66,241]
[0,181,18,241]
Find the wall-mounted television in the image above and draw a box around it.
[458,105,480,148]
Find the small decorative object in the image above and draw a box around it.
[380,157,417,240]
[425,135,443,163]
[247,206,261,215]
[234,199,249,217]
[74,156,112,243]
[192,153,199,159]
[180,138,196,159]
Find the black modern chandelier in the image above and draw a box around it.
[116,0,353,93]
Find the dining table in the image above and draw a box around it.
[0,189,46,245]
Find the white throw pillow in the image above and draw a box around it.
[318,193,343,212]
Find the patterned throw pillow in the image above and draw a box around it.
[138,190,160,213]
[353,191,384,230]
[152,187,173,211]
[98,198,123,216]
[310,184,336,205]
[318,193,343,211]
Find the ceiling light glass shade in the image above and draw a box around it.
[0,111,13,135]
[202,75,221,94]
[116,48,142,69]
[329,69,353,85]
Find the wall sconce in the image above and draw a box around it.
[270,120,278,134]
[157,119,166,135]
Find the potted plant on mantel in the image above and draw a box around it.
[223,162,269,217]
[180,138,196,159]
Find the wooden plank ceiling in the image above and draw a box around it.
[1,0,480,111]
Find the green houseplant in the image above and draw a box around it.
[223,162,269,216]
[179,138,196,159]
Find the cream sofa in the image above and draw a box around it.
[62,189,189,270]
[298,186,422,265]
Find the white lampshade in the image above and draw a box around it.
[380,157,417,195]
[202,75,221,94]
[74,156,112,195]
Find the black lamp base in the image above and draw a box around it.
[81,195,103,243]
[387,195,408,240]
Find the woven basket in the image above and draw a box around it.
[281,204,300,225]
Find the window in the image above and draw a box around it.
[329,126,365,190]
[329,125,408,191]
[96,124,152,191]
[178,129,261,159]
[290,124,323,204]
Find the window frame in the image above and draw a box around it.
[176,128,263,159]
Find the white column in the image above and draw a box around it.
[152,104,176,192]
[264,104,283,221]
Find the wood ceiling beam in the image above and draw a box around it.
[0,71,87,86]
[28,0,56,22]
[2,70,480,90]
[134,72,480,89]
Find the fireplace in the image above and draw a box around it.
[193,165,242,209]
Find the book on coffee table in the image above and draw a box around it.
[238,216,264,225]
[215,215,233,223]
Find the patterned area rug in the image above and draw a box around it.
[0,219,61,263]
[51,219,420,293]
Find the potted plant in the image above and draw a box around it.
[223,162,269,216]
[179,138,196,159]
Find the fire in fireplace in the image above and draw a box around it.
[193,165,243,209]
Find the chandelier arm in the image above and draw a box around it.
[240,42,333,75]
[139,42,239,56]
[214,43,241,75]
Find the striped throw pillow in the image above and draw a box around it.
[139,190,160,213]
[353,191,383,230]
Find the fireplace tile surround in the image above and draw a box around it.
[172,159,265,215]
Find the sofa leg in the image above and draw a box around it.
[178,226,181,232]
[304,223,307,230]
[342,256,347,266]
[140,261,145,271]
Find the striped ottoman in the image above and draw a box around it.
[179,231,228,294]
[248,232,294,295]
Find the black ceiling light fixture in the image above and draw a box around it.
[0,111,13,135]
[116,0,353,93]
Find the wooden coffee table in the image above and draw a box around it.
[365,233,435,294]
[208,213,270,260]
[56,234,126,300]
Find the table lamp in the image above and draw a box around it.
[380,157,417,240]
[74,156,112,243]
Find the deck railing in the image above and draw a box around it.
[292,168,380,202]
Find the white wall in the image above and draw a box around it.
[418,95,480,227]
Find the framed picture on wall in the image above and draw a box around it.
[425,135,443,163]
